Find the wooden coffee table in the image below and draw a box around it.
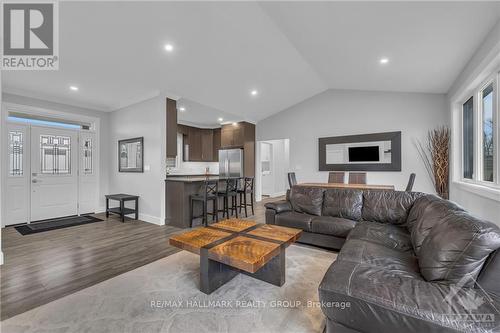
[169,219,302,294]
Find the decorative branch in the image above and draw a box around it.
[415,127,450,199]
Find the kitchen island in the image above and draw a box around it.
[165,176,222,228]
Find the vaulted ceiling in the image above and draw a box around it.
[3,1,500,122]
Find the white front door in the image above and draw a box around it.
[30,126,78,221]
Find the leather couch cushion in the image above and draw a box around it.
[319,260,500,333]
[362,190,423,225]
[275,211,314,232]
[348,221,412,251]
[337,238,419,276]
[264,200,292,213]
[408,195,464,255]
[477,250,500,297]
[289,187,324,216]
[419,211,500,287]
[311,216,356,238]
[322,189,363,221]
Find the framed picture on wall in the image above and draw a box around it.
[118,137,144,172]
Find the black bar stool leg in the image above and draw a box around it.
[214,198,219,222]
[244,193,248,217]
[250,192,254,216]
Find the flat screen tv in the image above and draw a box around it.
[348,146,379,162]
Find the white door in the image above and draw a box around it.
[4,123,30,226]
[78,131,98,214]
[30,126,78,221]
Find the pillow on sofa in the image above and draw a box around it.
[362,191,423,225]
[289,187,324,216]
[419,211,500,287]
[323,189,363,221]
[409,196,464,255]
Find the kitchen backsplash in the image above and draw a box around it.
[168,161,219,175]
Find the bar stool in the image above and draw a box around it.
[237,177,254,217]
[217,178,239,219]
[190,180,218,227]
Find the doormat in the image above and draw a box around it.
[15,216,104,235]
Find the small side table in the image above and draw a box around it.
[105,194,139,222]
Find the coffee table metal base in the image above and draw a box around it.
[200,248,285,294]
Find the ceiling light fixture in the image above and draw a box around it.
[379,57,389,64]
[250,89,258,96]
[179,107,186,112]
[69,86,79,91]
[218,117,224,122]
[164,44,174,52]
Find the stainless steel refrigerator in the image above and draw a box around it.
[219,149,244,178]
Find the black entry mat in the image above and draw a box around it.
[15,216,104,235]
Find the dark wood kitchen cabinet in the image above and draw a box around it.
[213,128,221,162]
[220,122,254,148]
[201,129,213,161]
[188,127,203,161]
[166,98,177,158]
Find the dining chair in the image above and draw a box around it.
[287,172,297,188]
[348,172,367,185]
[405,173,416,192]
[328,172,345,184]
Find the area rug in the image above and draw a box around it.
[0,244,336,333]
[14,216,104,235]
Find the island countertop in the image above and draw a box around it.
[165,176,221,183]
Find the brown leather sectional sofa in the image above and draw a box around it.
[265,186,500,333]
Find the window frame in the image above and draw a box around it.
[459,70,500,190]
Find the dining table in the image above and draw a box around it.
[296,183,395,191]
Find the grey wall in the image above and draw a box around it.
[2,93,110,208]
[256,89,448,194]
[108,96,166,224]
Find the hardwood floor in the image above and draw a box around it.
[0,196,281,320]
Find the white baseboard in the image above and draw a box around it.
[95,207,163,225]
[264,191,286,198]
[0,251,4,265]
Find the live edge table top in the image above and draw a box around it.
[169,219,302,273]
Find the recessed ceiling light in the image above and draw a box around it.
[164,44,174,52]
[250,90,258,96]
[69,86,79,91]
[379,57,389,64]
[218,117,224,122]
[179,107,185,112]
[232,122,238,126]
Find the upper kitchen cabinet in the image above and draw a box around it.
[179,125,217,162]
[221,122,254,148]
[213,128,221,162]
[166,98,177,158]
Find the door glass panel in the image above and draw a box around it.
[481,84,494,182]
[9,131,23,176]
[40,135,71,174]
[83,139,93,174]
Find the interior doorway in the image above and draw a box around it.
[255,139,290,202]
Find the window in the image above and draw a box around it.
[481,84,494,182]
[82,139,93,174]
[40,135,72,174]
[462,97,474,179]
[458,70,499,192]
[9,131,23,176]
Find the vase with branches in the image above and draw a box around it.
[416,126,450,199]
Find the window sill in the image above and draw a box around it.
[452,181,500,202]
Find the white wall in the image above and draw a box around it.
[0,72,3,264]
[447,20,500,223]
[256,89,448,194]
[1,93,110,211]
[260,139,289,197]
[108,96,166,224]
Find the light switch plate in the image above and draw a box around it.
[144,165,151,171]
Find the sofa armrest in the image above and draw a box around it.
[265,200,292,213]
